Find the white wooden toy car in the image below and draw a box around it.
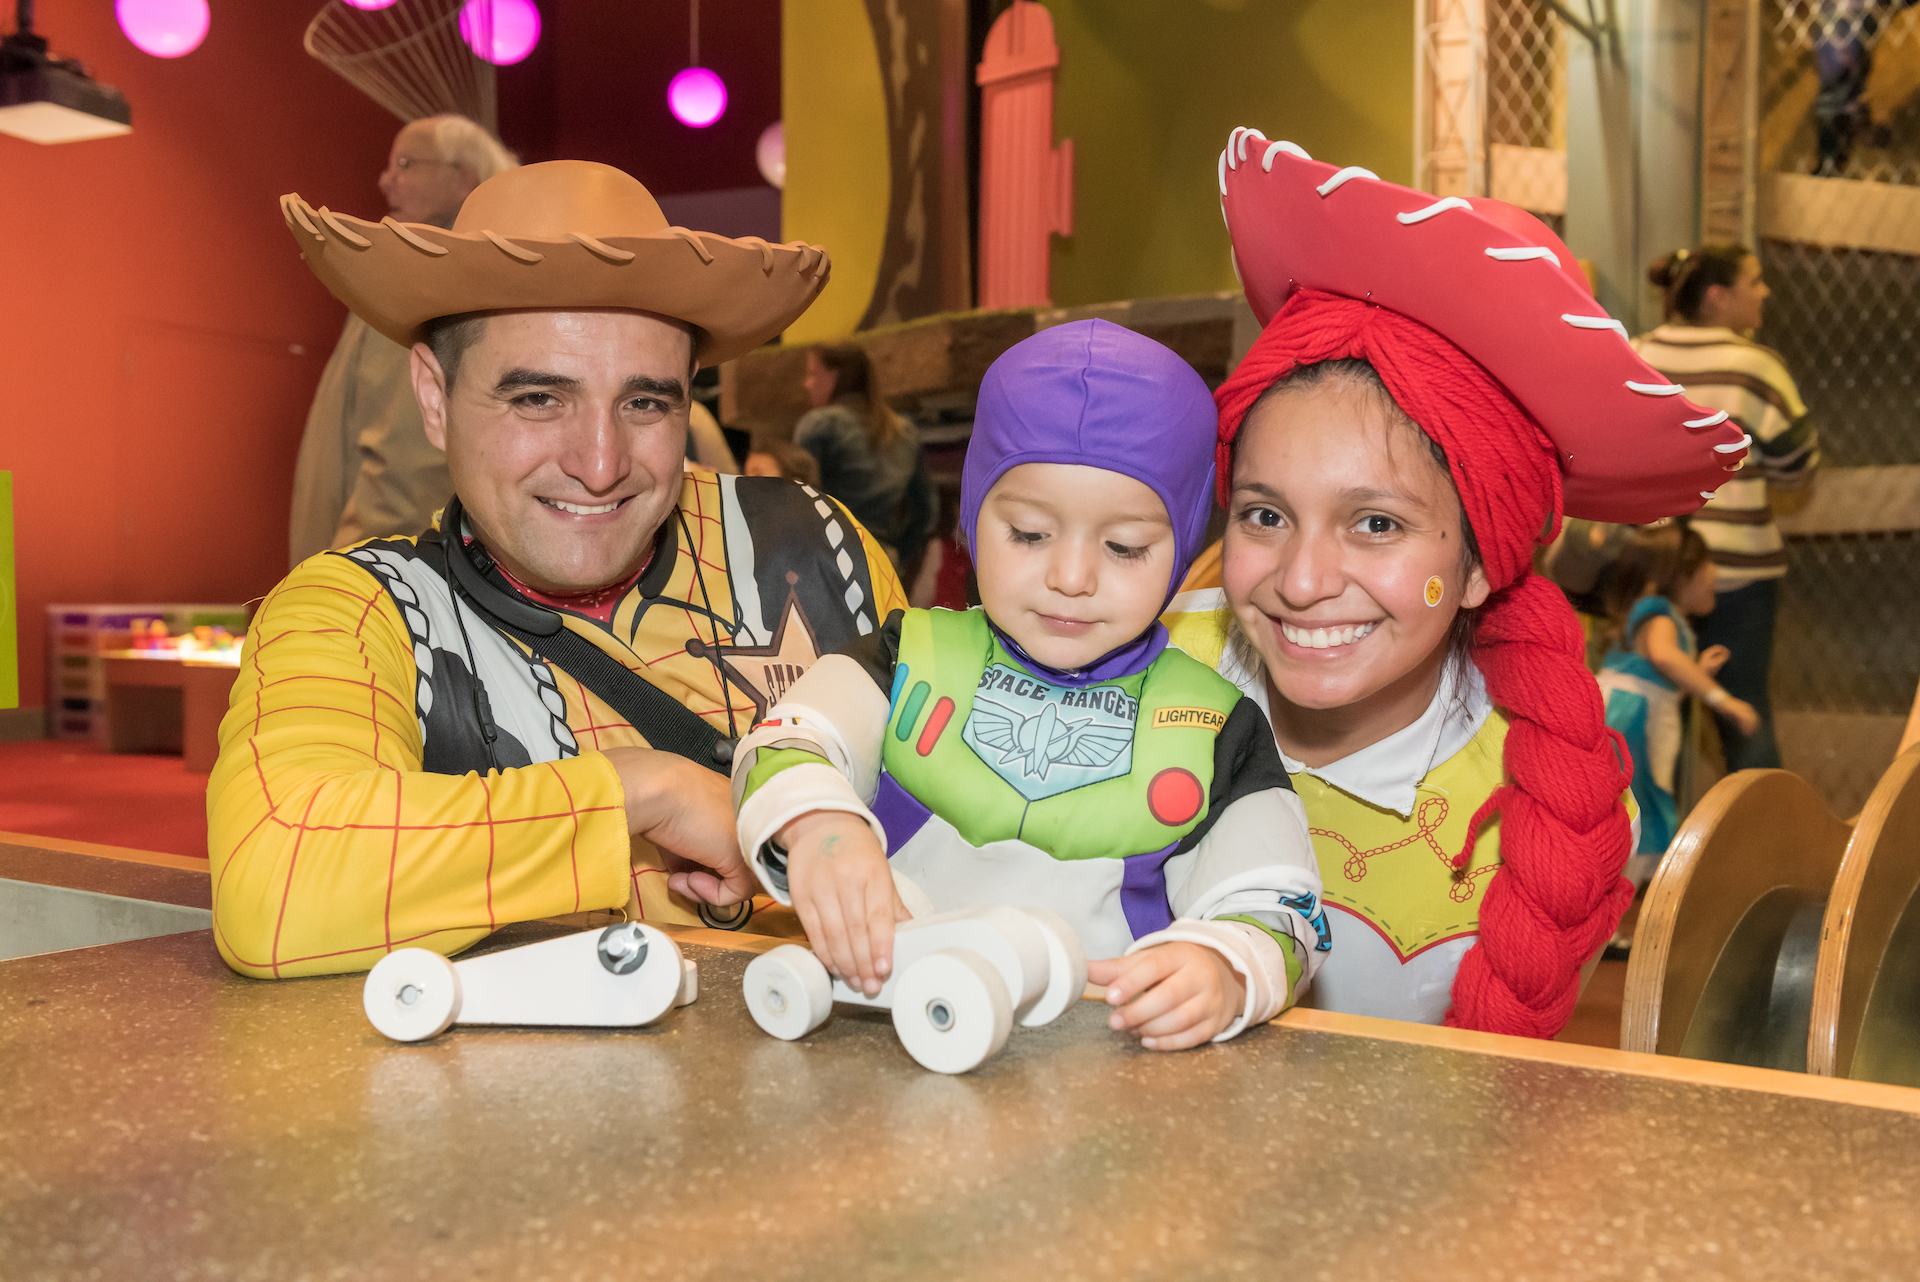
[363,922,698,1043]
[741,906,1089,1073]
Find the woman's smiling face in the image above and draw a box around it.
[1222,373,1489,731]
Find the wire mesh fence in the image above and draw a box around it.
[1756,0,1920,814]
[1486,0,1568,225]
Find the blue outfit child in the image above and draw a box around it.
[1598,596,1696,859]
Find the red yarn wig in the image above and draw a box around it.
[1215,288,1634,1039]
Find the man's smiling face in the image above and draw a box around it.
[413,308,695,593]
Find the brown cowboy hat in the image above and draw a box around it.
[281,160,829,366]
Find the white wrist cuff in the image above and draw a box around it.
[1126,918,1291,1042]
[737,762,887,906]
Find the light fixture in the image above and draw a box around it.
[668,0,725,128]
[756,120,784,188]
[115,0,209,58]
[0,0,132,144]
[458,0,540,68]
[340,0,400,9]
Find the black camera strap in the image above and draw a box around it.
[425,498,736,776]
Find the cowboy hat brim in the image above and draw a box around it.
[281,194,830,367]
[1218,128,1749,524]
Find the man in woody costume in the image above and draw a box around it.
[210,160,905,978]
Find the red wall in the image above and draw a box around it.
[0,2,395,713]
[0,0,783,716]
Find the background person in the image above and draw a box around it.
[288,114,518,566]
[745,436,821,487]
[796,343,935,574]
[1597,522,1756,891]
[1634,244,1819,771]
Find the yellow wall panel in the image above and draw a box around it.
[1048,0,1415,308]
[782,0,892,343]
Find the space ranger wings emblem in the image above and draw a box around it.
[961,663,1138,803]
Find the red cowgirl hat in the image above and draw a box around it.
[1215,128,1748,524]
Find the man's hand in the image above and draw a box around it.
[780,809,906,997]
[1087,942,1248,1051]
[602,748,753,906]
[1699,644,1731,677]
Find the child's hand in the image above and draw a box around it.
[1718,695,1761,737]
[1086,942,1248,1051]
[778,810,906,997]
[1699,644,1731,676]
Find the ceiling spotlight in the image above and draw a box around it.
[115,0,209,58]
[668,66,725,128]
[669,0,725,128]
[0,0,133,144]
[458,0,540,67]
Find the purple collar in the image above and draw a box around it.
[990,619,1169,688]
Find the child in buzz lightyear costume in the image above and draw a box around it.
[729,321,1328,1049]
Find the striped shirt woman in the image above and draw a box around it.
[1631,244,1819,769]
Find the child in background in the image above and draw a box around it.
[729,320,1328,1050]
[1598,522,1760,887]
[744,437,822,489]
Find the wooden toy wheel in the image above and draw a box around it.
[1016,907,1089,1028]
[891,948,1012,1074]
[363,948,461,1043]
[743,945,833,1041]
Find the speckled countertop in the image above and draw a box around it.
[2,927,1917,1281]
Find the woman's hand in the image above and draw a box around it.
[780,809,907,997]
[602,748,754,906]
[1087,942,1248,1051]
[1699,644,1731,676]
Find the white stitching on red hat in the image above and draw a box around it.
[1626,380,1686,395]
[1561,313,1629,340]
[1315,166,1379,196]
[1396,197,1473,225]
[1684,410,1730,427]
[1261,141,1310,171]
[1485,245,1561,268]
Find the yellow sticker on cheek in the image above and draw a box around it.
[1425,576,1445,607]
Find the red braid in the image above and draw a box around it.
[1216,290,1633,1039]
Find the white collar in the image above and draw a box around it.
[1222,640,1492,819]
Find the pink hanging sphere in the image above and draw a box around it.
[115,0,209,58]
[668,66,727,128]
[341,0,401,10]
[459,0,542,67]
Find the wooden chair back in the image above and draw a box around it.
[1622,768,1852,1067]
[1808,746,1920,1082]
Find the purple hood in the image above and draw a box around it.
[960,319,1219,683]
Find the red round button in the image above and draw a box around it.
[1147,767,1204,826]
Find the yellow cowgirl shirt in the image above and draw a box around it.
[209,472,906,979]
[1163,576,1633,1025]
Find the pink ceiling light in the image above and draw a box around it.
[115,0,209,58]
[340,0,401,10]
[668,67,726,128]
[668,0,726,127]
[458,0,541,67]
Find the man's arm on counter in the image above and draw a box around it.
[207,552,633,979]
